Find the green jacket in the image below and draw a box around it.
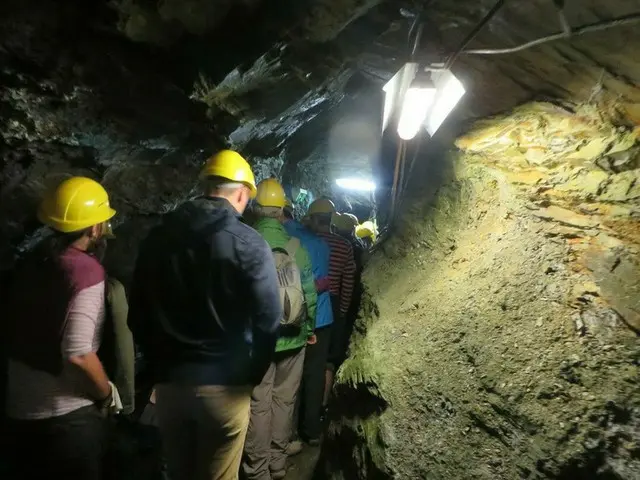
[253,217,317,352]
[99,277,136,415]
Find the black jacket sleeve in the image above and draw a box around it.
[237,233,282,385]
[127,234,154,358]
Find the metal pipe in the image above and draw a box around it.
[463,12,640,55]
[389,140,406,224]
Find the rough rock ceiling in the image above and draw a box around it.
[1,0,639,272]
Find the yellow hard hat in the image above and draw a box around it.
[38,177,116,233]
[308,198,336,216]
[200,150,257,198]
[356,221,377,241]
[332,212,358,232]
[256,178,286,208]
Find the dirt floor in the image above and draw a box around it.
[285,445,321,479]
[326,146,640,479]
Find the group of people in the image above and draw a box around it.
[1,149,370,480]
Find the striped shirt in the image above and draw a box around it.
[6,282,105,420]
[317,232,356,315]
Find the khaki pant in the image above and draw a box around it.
[242,347,306,479]
[156,384,252,480]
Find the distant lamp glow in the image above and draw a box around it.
[336,178,376,191]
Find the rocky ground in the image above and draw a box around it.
[325,102,640,479]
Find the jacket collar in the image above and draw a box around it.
[199,196,241,218]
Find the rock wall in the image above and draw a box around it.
[326,102,640,479]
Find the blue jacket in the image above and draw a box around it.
[284,220,334,329]
[128,197,282,387]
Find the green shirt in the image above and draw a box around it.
[253,217,317,352]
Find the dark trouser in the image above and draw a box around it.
[6,404,106,480]
[299,325,332,440]
[328,295,346,369]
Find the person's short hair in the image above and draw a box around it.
[255,205,283,218]
[202,176,246,196]
[312,213,332,227]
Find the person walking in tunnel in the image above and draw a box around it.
[4,177,117,480]
[127,150,282,480]
[331,212,366,388]
[307,199,356,414]
[355,221,377,250]
[282,201,333,450]
[243,179,317,480]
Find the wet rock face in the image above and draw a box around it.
[328,102,639,479]
[0,0,383,276]
[3,0,640,278]
[0,0,225,274]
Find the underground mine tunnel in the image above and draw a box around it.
[1,0,639,479]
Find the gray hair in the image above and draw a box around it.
[202,176,246,196]
[254,205,283,218]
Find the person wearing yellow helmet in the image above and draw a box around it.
[5,176,117,479]
[331,212,358,236]
[356,220,377,247]
[243,178,317,479]
[128,150,282,480]
[281,199,334,453]
[306,198,356,437]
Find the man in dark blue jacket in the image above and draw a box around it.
[128,150,282,480]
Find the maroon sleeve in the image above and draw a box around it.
[61,247,106,292]
[339,239,356,315]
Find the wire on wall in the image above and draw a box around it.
[462,12,640,56]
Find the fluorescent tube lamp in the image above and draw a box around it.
[382,63,419,134]
[335,178,376,191]
[397,80,436,140]
[383,63,466,140]
[425,70,465,136]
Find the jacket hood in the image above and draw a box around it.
[164,197,239,235]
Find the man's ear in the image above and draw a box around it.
[240,186,251,205]
[89,224,101,239]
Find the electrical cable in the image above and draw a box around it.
[463,12,640,55]
[410,20,424,60]
[444,0,507,70]
[554,0,572,35]
[388,11,426,228]
[401,134,422,202]
[391,2,506,219]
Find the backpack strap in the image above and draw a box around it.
[284,237,300,257]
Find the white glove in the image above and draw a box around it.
[108,381,123,414]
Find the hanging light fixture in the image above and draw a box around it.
[383,63,465,140]
[397,70,436,140]
[425,69,466,136]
